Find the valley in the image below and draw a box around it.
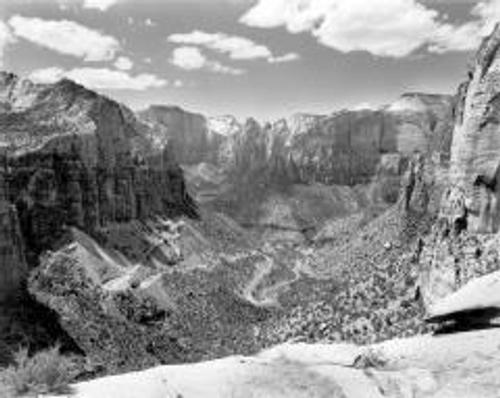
[1,11,500,398]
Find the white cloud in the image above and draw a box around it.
[145,18,156,27]
[29,67,167,90]
[239,0,500,58]
[268,52,300,63]
[114,56,133,71]
[170,46,245,75]
[82,0,120,11]
[168,30,299,63]
[173,79,184,88]
[8,15,120,61]
[0,21,15,68]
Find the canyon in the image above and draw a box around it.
[2,21,500,398]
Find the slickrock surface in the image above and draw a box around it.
[47,328,500,398]
[427,268,500,324]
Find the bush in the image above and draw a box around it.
[0,345,76,397]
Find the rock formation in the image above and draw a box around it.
[0,72,196,267]
[419,24,500,313]
[45,328,500,398]
[0,151,27,302]
[0,72,198,368]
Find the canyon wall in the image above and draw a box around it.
[0,71,196,285]
[419,24,500,311]
[140,94,454,194]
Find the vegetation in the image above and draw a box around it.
[0,345,76,397]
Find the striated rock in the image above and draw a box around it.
[419,25,500,311]
[138,105,228,166]
[0,155,28,302]
[47,328,500,398]
[444,24,500,233]
[0,72,196,266]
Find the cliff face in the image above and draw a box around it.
[419,25,500,311]
[140,95,454,189]
[443,24,500,233]
[0,71,196,274]
[223,95,454,188]
[0,160,27,302]
[138,106,230,166]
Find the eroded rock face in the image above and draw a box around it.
[419,25,500,312]
[445,25,500,233]
[0,72,196,266]
[0,162,27,302]
[28,227,187,373]
[140,94,454,190]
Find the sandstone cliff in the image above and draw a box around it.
[419,24,500,312]
[0,72,196,266]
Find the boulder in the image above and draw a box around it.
[427,269,500,324]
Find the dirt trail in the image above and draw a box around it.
[241,250,314,307]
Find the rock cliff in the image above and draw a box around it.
[0,156,27,302]
[419,24,500,311]
[0,72,196,266]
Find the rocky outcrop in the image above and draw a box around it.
[443,24,500,233]
[47,328,500,398]
[28,226,186,373]
[419,25,500,312]
[0,72,196,266]
[138,106,233,166]
[427,268,500,326]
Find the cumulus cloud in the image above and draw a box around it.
[168,30,299,63]
[8,15,120,61]
[0,21,15,68]
[170,46,245,75]
[239,0,500,58]
[29,67,167,90]
[82,0,120,11]
[114,56,133,71]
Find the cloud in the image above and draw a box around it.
[239,0,500,58]
[29,67,167,90]
[114,56,133,71]
[170,46,245,75]
[82,0,120,11]
[8,15,120,61]
[168,30,299,63]
[268,52,300,63]
[0,21,15,68]
[145,18,156,27]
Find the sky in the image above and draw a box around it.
[0,0,500,121]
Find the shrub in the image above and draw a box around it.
[0,345,76,397]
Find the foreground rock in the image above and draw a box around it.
[427,269,500,325]
[48,328,500,398]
